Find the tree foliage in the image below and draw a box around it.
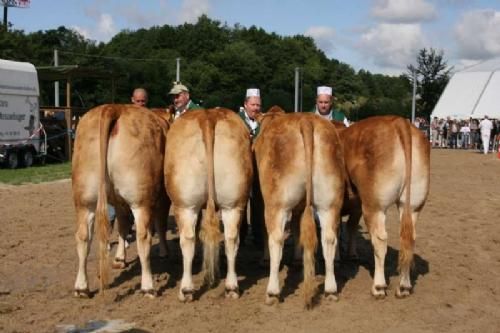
[0,16,424,120]
[407,48,452,120]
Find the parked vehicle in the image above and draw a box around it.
[0,59,46,168]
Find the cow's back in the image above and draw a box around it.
[72,105,167,207]
[165,108,252,208]
[254,112,344,210]
[342,115,429,211]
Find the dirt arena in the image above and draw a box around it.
[1,149,499,333]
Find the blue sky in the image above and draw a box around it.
[6,0,500,75]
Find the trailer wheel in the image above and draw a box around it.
[6,151,19,169]
[21,150,34,168]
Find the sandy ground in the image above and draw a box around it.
[0,149,499,333]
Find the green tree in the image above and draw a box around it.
[407,48,452,120]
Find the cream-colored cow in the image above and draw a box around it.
[72,104,170,297]
[339,115,430,298]
[164,108,253,302]
[253,107,345,307]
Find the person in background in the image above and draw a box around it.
[450,119,459,149]
[131,88,148,107]
[431,117,439,147]
[168,82,201,119]
[306,86,349,127]
[238,88,262,139]
[479,115,493,154]
[459,120,470,149]
[238,88,265,247]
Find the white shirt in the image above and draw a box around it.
[479,118,493,135]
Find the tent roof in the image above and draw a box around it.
[431,58,500,120]
[36,65,121,81]
[461,57,500,72]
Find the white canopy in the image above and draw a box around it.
[431,58,500,120]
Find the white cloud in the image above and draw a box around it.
[371,0,436,23]
[358,23,426,70]
[71,26,91,40]
[81,4,117,42]
[454,9,500,60]
[180,0,210,24]
[97,13,116,39]
[304,26,336,54]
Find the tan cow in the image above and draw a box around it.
[339,115,430,298]
[253,107,345,307]
[164,108,253,302]
[72,104,170,297]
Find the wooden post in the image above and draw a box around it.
[65,78,72,161]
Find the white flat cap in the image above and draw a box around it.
[317,86,332,96]
[246,88,260,97]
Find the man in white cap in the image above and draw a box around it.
[307,86,349,126]
[238,88,262,139]
[479,115,493,154]
[168,82,201,119]
[239,88,265,248]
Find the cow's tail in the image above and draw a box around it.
[199,112,221,287]
[95,105,119,293]
[299,119,318,308]
[395,118,414,272]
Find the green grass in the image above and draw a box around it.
[0,162,71,185]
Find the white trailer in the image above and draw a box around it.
[0,59,46,168]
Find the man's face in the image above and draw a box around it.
[244,96,261,119]
[131,91,148,106]
[172,91,190,110]
[316,94,332,114]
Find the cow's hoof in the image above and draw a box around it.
[225,287,239,299]
[324,292,339,302]
[265,293,280,306]
[395,286,412,298]
[178,289,194,303]
[141,289,156,299]
[371,285,387,300]
[112,258,127,269]
[74,289,90,298]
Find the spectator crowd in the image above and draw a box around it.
[427,116,499,153]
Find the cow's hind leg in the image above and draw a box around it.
[175,207,198,302]
[364,209,388,299]
[221,207,243,299]
[317,208,340,301]
[345,204,362,260]
[74,206,94,298]
[112,208,133,269]
[265,208,287,305]
[132,207,155,297]
[155,195,170,258]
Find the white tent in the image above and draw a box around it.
[431,58,500,120]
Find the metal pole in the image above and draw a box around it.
[176,58,181,82]
[411,70,417,123]
[54,49,59,107]
[3,5,7,31]
[294,67,300,112]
